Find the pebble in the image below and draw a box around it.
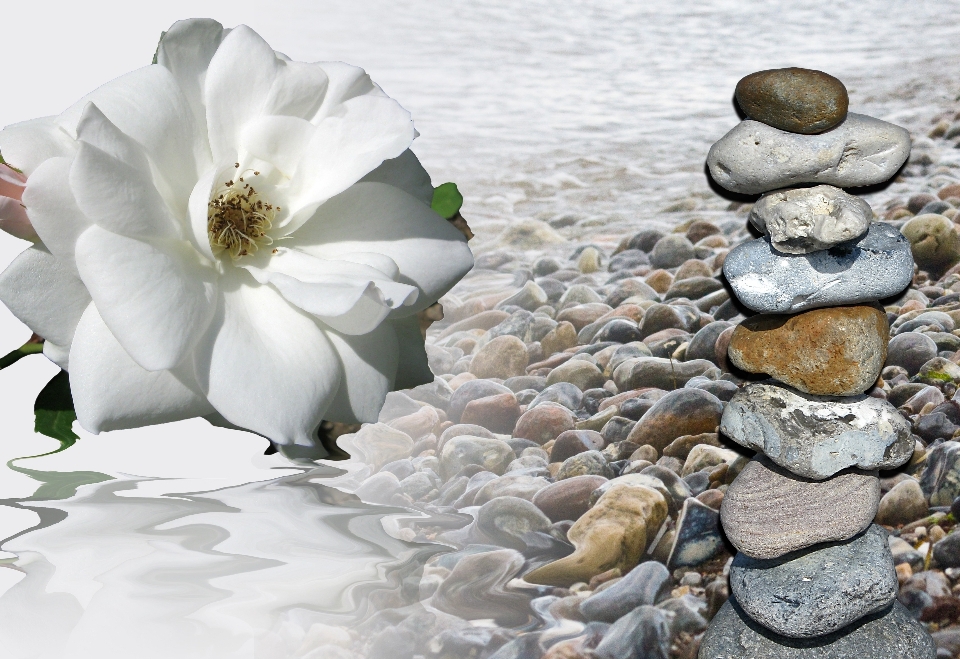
[720,456,880,559]
[734,67,848,134]
[556,450,616,480]
[667,498,724,569]
[707,113,911,194]
[439,436,516,480]
[662,432,723,460]
[680,444,741,477]
[592,318,644,344]
[551,430,606,464]
[728,305,888,396]
[533,475,609,523]
[650,234,696,269]
[720,381,914,479]
[626,388,724,453]
[498,280,549,312]
[579,561,671,622]
[699,600,936,659]
[431,548,533,626]
[460,393,521,434]
[512,403,576,446]
[545,359,606,391]
[604,278,661,307]
[590,473,676,517]
[528,382,584,411]
[540,321,579,354]
[722,223,913,313]
[613,357,716,392]
[902,213,960,275]
[663,276,724,301]
[932,531,960,569]
[886,332,940,376]
[473,474,551,505]
[749,185,872,254]
[447,380,514,423]
[919,441,960,507]
[344,423,414,471]
[730,525,897,638]
[600,417,636,445]
[591,605,672,659]
[876,479,929,528]
[523,484,668,587]
[476,496,552,550]
[686,321,733,363]
[639,303,699,337]
[387,405,440,441]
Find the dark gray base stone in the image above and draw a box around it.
[698,600,936,659]
[729,525,897,638]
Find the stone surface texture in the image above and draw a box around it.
[720,381,914,479]
[735,68,849,134]
[699,600,936,659]
[707,113,910,195]
[729,525,898,638]
[727,305,888,396]
[723,222,913,313]
[749,185,872,254]
[720,456,880,559]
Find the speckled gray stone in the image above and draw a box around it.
[720,382,914,480]
[723,222,913,314]
[707,113,911,194]
[698,600,936,659]
[720,456,879,560]
[749,185,872,254]
[729,525,898,638]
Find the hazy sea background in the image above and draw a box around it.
[0,1,958,656]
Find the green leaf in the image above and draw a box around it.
[431,182,463,220]
[0,341,44,371]
[152,30,167,65]
[0,152,22,174]
[34,370,78,449]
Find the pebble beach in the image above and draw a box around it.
[292,99,960,659]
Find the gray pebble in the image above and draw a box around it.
[723,223,914,314]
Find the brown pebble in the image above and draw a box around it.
[727,304,888,395]
[735,67,848,134]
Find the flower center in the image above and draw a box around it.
[207,167,279,259]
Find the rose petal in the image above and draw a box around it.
[244,247,418,334]
[359,148,434,206]
[74,226,217,371]
[0,116,76,175]
[20,156,90,260]
[240,115,316,178]
[70,303,213,433]
[0,197,36,241]
[70,142,179,240]
[0,164,26,200]
[155,18,230,161]
[287,182,473,314]
[0,245,90,346]
[194,278,342,446]
[75,103,151,174]
[281,96,414,233]
[389,315,434,390]
[56,65,203,211]
[322,322,399,424]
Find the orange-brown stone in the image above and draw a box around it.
[728,305,887,395]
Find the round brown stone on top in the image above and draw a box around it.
[727,304,888,396]
[735,67,848,134]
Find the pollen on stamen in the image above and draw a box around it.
[207,170,276,260]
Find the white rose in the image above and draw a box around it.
[0,19,472,452]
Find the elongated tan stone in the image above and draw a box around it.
[523,483,668,587]
[720,456,879,559]
[728,305,887,395]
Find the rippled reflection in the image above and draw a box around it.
[0,462,448,658]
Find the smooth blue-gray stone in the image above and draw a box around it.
[698,600,935,659]
[720,381,914,480]
[723,222,913,314]
[579,561,671,622]
[729,525,897,638]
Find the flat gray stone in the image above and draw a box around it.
[707,113,911,194]
[720,456,879,560]
[723,222,913,314]
[699,600,935,659]
[721,381,914,480]
[729,525,898,638]
[749,185,872,254]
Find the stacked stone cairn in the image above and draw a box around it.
[698,68,938,658]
